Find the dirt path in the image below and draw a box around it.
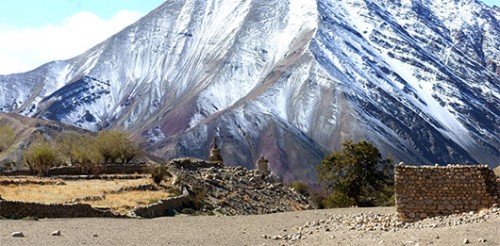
[0,207,498,245]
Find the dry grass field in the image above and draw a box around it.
[0,176,175,215]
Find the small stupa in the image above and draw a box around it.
[255,155,270,176]
[208,138,223,165]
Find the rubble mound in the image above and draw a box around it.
[167,158,311,215]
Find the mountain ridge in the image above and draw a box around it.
[1,0,498,182]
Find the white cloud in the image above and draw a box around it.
[0,10,144,75]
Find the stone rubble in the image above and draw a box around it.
[265,206,499,244]
[167,158,311,215]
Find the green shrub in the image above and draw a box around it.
[317,140,393,207]
[166,187,182,197]
[95,131,139,163]
[289,180,310,196]
[56,132,103,174]
[151,165,169,184]
[323,191,356,208]
[310,192,326,209]
[23,140,59,176]
[148,198,160,204]
[181,208,195,214]
[56,133,102,174]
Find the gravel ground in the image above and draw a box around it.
[0,207,498,246]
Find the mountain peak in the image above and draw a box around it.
[1,0,498,181]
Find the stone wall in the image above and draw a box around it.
[131,186,193,218]
[168,158,223,170]
[1,163,150,176]
[395,164,500,222]
[0,199,122,219]
[49,163,150,175]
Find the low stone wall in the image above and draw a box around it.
[395,164,500,222]
[168,158,223,170]
[0,199,122,219]
[131,186,193,218]
[1,163,150,176]
[49,163,150,175]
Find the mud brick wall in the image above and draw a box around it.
[395,164,500,222]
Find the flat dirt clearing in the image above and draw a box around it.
[1,207,498,246]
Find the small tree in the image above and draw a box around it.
[289,180,310,196]
[56,132,83,165]
[151,165,170,184]
[23,139,59,176]
[95,131,139,163]
[56,133,101,173]
[317,140,393,207]
[0,124,15,152]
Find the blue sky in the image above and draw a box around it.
[0,0,498,74]
[483,0,498,6]
[0,1,165,74]
[0,0,165,28]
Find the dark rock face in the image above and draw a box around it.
[39,76,110,124]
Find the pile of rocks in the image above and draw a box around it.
[167,159,311,215]
[65,194,106,203]
[264,206,500,243]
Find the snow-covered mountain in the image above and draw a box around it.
[1,0,498,182]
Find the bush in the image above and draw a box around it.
[310,192,327,209]
[57,133,102,174]
[151,165,169,184]
[95,131,139,163]
[56,132,83,165]
[323,191,356,208]
[181,208,195,215]
[23,140,59,176]
[289,180,310,196]
[317,140,393,207]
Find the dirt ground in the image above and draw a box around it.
[1,207,499,246]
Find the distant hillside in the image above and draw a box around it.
[0,112,91,170]
[0,113,162,171]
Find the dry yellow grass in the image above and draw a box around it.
[85,190,172,215]
[0,176,174,214]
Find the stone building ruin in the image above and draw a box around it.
[255,155,271,176]
[208,139,223,165]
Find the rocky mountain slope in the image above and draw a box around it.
[0,0,498,182]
